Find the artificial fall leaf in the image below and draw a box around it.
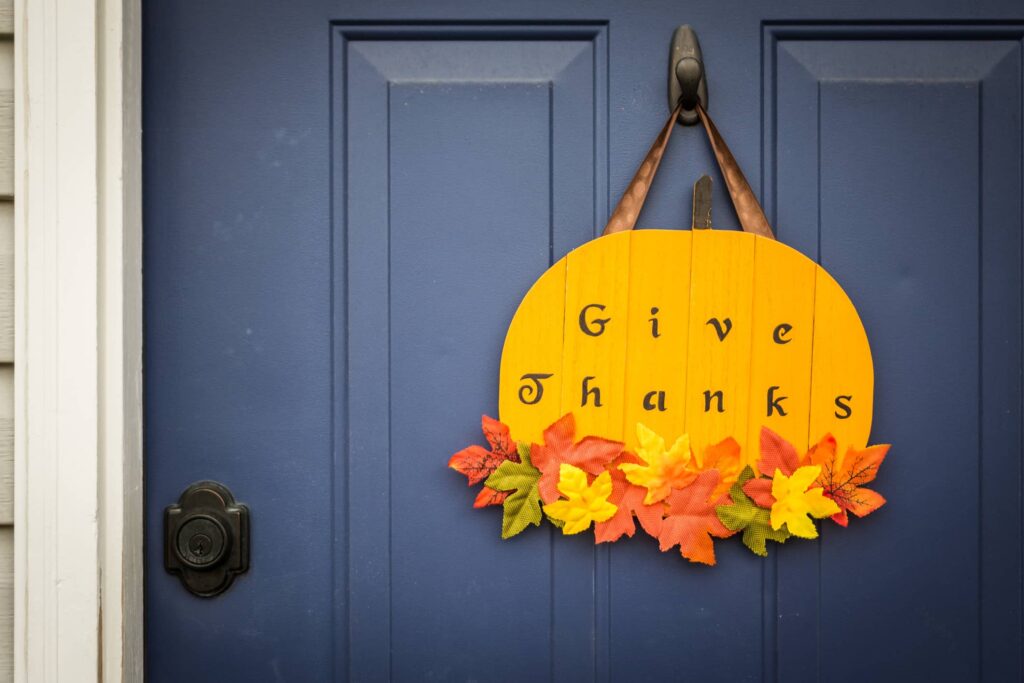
[695,437,744,500]
[744,432,839,509]
[448,415,520,486]
[769,466,841,539]
[484,445,543,539]
[716,466,790,556]
[619,423,696,505]
[543,464,618,535]
[658,470,735,566]
[531,413,624,504]
[809,440,890,526]
[742,477,775,509]
[757,426,801,478]
[594,453,665,543]
[473,486,510,508]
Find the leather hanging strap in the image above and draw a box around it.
[603,103,684,235]
[602,102,775,239]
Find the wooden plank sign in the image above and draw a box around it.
[498,229,873,460]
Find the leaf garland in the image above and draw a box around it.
[448,416,891,564]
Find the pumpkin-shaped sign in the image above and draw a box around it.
[448,101,889,564]
[498,228,873,466]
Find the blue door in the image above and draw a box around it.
[144,2,1024,681]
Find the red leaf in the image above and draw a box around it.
[473,486,510,508]
[448,415,520,486]
[531,413,624,504]
[757,427,800,478]
[829,504,849,527]
[657,471,735,566]
[742,477,776,508]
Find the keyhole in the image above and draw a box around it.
[190,533,211,557]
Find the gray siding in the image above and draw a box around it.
[0,0,15,678]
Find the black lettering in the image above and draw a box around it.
[518,373,554,405]
[773,323,793,345]
[642,390,667,412]
[766,386,788,417]
[581,376,603,407]
[703,390,724,413]
[648,307,661,338]
[834,395,853,419]
[579,304,611,337]
[706,317,733,341]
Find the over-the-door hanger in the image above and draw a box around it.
[448,26,889,566]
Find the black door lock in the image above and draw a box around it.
[164,481,250,597]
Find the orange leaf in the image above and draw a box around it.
[473,486,510,508]
[657,471,735,566]
[758,427,801,478]
[805,433,838,469]
[844,487,886,518]
[698,437,744,499]
[531,413,624,504]
[815,442,890,525]
[594,454,665,543]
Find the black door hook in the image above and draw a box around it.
[668,25,708,125]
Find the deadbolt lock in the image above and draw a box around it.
[165,481,250,597]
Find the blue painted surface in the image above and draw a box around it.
[145,3,1024,681]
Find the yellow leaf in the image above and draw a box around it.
[543,464,618,535]
[769,466,841,539]
[618,424,696,504]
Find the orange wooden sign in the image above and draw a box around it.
[499,229,873,465]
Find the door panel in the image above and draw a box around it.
[338,27,605,680]
[766,28,1022,682]
[145,4,1024,681]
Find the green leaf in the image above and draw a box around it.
[716,466,791,557]
[485,443,543,539]
[517,441,531,462]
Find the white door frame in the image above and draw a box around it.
[14,0,143,680]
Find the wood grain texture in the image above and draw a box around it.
[808,266,873,455]
[498,259,566,444]
[684,229,756,458]
[0,0,11,36]
[0,366,9,525]
[0,203,12,362]
[745,237,816,460]
[0,39,11,199]
[0,527,10,683]
[499,229,874,462]
[621,230,691,450]
[559,231,631,442]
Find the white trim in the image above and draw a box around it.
[14,0,143,680]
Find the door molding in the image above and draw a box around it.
[14,0,143,680]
